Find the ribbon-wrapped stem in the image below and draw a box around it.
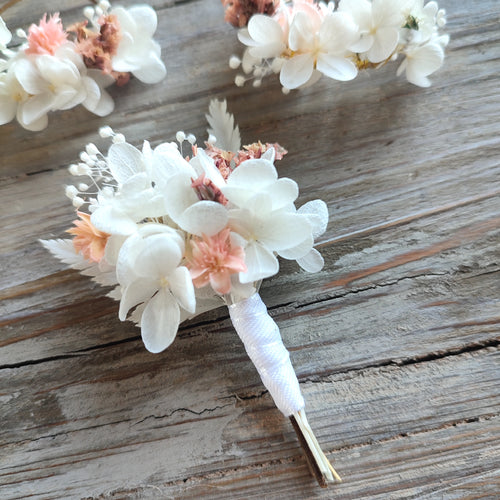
[228,293,341,486]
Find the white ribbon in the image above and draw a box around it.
[229,293,305,417]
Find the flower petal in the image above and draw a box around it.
[141,288,180,353]
[108,142,145,184]
[280,53,314,89]
[257,212,311,251]
[367,26,399,63]
[317,54,358,81]
[239,241,279,283]
[91,205,138,236]
[0,95,16,125]
[179,200,228,236]
[169,266,196,313]
[296,248,325,273]
[119,278,158,320]
[128,5,157,37]
[134,233,183,278]
[297,199,329,238]
[132,49,166,84]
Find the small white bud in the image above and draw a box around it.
[78,183,89,192]
[99,126,114,138]
[86,143,100,156]
[68,164,79,176]
[235,75,245,87]
[253,67,263,78]
[65,185,78,199]
[207,134,217,145]
[282,86,290,95]
[187,134,196,145]
[229,55,241,69]
[83,6,95,20]
[176,131,186,142]
[80,151,91,163]
[72,196,85,208]
[78,163,92,175]
[16,28,27,39]
[252,79,262,88]
[95,7,103,17]
[98,0,111,11]
[112,133,126,144]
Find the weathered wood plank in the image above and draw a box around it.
[0,348,497,498]
[0,0,499,498]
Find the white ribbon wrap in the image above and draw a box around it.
[229,293,305,417]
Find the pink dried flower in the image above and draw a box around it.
[187,228,247,295]
[26,13,67,56]
[71,15,130,85]
[67,212,110,263]
[234,141,287,166]
[191,173,228,205]
[222,0,281,28]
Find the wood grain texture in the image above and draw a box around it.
[0,0,499,498]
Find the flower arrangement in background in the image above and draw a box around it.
[224,0,449,92]
[42,99,339,486]
[0,1,166,131]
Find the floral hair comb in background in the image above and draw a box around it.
[0,0,165,131]
[42,100,339,486]
[223,0,449,92]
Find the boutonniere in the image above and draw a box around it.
[0,0,165,131]
[42,99,340,486]
[223,0,449,92]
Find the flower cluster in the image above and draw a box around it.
[42,100,328,354]
[227,0,449,91]
[0,1,165,131]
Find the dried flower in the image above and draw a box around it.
[25,13,67,56]
[71,15,130,85]
[67,211,110,262]
[222,0,280,28]
[187,228,247,294]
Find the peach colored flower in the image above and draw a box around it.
[26,13,67,56]
[67,211,110,263]
[187,228,247,294]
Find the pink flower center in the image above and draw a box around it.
[26,13,67,56]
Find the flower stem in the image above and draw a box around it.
[290,409,342,487]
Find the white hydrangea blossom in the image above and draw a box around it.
[0,2,166,131]
[45,100,329,353]
[230,0,449,90]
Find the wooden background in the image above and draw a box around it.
[1,0,499,498]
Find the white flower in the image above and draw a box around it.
[339,0,405,63]
[11,45,114,130]
[110,5,166,84]
[401,0,445,43]
[0,16,11,51]
[158,149,229,236]
[222,157,320,283]
[116,224,195,353]
[281,10,359,89]
[0,66,27,128]
[238,14,287,60]
[397,34,448,87]
[90,141,166,235]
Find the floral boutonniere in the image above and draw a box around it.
[42,99,340,486]
[0,1,166,131]
[223,0,449,92]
